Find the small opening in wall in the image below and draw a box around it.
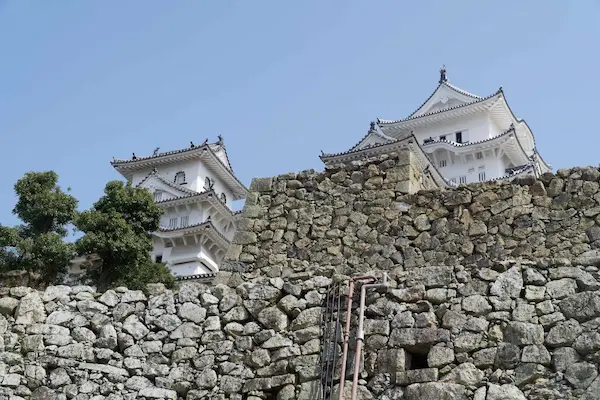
[410,353,429,369]
[155,255,163,263]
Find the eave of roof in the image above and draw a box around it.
[422,126,515,149]
[378,88,503,126]
[174,273,216,282]
[321,134,448,189]
[112,142,249,199]
[155,220,231,247]
[112,142,224,167]
[155,189,235,218]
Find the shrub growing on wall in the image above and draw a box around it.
[0,171,78,285]
[75,180,174,290]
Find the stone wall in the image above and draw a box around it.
[3,154,600,399]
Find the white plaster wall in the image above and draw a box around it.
[408,112,502,145]
[430,148,510,184]
[159,205,205,229]
[131,159,201,190]
[131,159,234,208]
[170,261,212,277]
[152,238,216,275]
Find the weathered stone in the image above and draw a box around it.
[441,363,484,387]
[15,292,46,325]
[0,297,20,316]
[462,295,492,316]
[486,384,526,400]
[546,319,583,346]
[404,382,467,400]
[504,321,544,346]
[560,292,600,322]
[546,278,578,299]
[521,344,551,365]
[565,362,598,389]
[427,346,454,368]
[396,368,439,385]
[122,315,149,340]
[490,266,523,299]
[138,387,177,399]
[258,306,289,332]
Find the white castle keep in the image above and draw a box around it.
[110,136,248,279]
[321,66,551,185]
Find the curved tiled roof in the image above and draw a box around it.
[112,141,226,167]
[157,220,231,245]
[492,163,535,182]
[174,272,216,281]
[378,88,503,125]
[422,126,516,149]
[156,189,234,216]
[112,140,248,195]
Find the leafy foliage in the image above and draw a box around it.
[75,180,174,290]
[0,171,77,283]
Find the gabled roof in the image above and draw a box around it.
[377,88,503,126]
[112,140,230,169]
[112,138,249,200]
[407,80,484,119]
[320,134,449,189]
[343,122,397,153]
[137,169,198,197]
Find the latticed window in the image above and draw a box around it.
[154,190,163,202]
[174,171,186,184]
[220,193,227,204]
[204,176,212,190]
[168,217,178,229]
[180,216,189,227]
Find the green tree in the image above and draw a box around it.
[75,180,174,290]
[0,171,78,284]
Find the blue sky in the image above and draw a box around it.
[1,1,599,229]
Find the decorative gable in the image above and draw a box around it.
[136,171,197,201]
[410,83,481,118]
[354,131,395,151]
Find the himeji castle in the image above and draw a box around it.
[110,137,248,278]
[321,66,551,184]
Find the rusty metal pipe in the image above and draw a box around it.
[337,275,375,400]
[350,274,389,400]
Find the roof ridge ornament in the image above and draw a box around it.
[369,121,377,133]
[439,65,448,84]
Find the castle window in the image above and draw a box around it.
[154,190,163,202]
[455,131,463,143]
[204,177,212,190]
[169,217,178,229]
[180,216,189,227]
[174,171,186,184]
[476,152,483,160]
[155,254,163,263]
[220,193,227,204]
[439,160,447,168]
[479,172,486,182]
[459,176,467,184]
